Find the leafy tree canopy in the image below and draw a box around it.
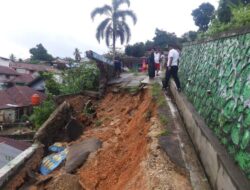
[153,28,178,49]
[192,3,215,31]
[125,42,146,57]
[180,31,198,43]
[29,44,53,62]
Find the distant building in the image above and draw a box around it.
[0,57,10,67]
[9,62,52,76]
[0,66,35,89]
[0,86,46,123]
[0,137,31,168]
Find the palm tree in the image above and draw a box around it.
[73,48,82,63]
[91,0,137,60]
[9,54,16,62]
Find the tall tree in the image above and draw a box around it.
[153,29,178,49]
[91,0,137,60]
[29,44,53,62]
[192,3,215,31]
[180,31,198,43]
[9,54,16,62]
[73,48,82,62]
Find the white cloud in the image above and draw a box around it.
[0,0,219,59]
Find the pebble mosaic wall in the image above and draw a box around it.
[179,32,250,178]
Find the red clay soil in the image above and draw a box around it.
[77,90,155,190]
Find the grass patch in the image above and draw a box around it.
[157,129,169,137]
[159,115,168,126]
[151,83,166,107]
[128,86,140,95]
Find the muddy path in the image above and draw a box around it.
[57,89,192,190]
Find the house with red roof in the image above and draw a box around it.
[0,86,46,123]
[9,62,52,76]
[0,66,35,89]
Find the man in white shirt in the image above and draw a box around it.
[154,49,161,76]
[163,44,181,91]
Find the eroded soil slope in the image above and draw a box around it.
[74,89,192,190]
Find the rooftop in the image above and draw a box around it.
[0,86,46,109]
[9,62,52,72]
[0,66,19,76]
[0,137,31,151]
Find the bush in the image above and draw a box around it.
[29,95,55,129]
[60,62,100,94]
[40,72,61,95]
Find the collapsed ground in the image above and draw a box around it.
[6,88,192,190]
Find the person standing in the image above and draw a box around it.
[154,49,161,76]
[114,56,122,78]
[160,51,166,71]
[163,44,181,91]
[148,48,155,79]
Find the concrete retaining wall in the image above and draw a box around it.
[170,81,250,190]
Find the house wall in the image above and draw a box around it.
[0,74,16,81]
[0,109,16,123]
[15,68,29,74]
[0,60,10,67]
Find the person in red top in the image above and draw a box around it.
[154,49,161,76]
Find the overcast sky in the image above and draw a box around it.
[0,0,219,59]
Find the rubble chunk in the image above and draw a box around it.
[65,138,102,173]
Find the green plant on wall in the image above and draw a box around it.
[179,31,250,178]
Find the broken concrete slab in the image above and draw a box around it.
[34,101,71,146]
[65,138,102,173]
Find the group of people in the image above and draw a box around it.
[147,44,181,92]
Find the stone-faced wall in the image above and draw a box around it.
[179,30,250,178]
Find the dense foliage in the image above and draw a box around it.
[30,62,100,129]
[60,63,99,94]
[29,95,55,129]
[125,28,182,57]
[125,42,146,57]
[40,72,61,95]
[194,0,250,38]
[204,2,250,36]
[29,43,53,62]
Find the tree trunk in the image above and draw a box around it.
[112,19,116,63]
